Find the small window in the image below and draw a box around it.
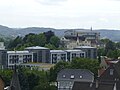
[80,76,82,78]
[63,75,66,78]
[70,75,74,79]
[110,69,114,75]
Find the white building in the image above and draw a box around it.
[50,50,86,64]
[50,50,67,64]
[7,51,33,68]
[65,50,86,62]
[74,46,97,59]
[61,29,100,49]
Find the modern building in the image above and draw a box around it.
[74,46,97,59]
[64,50,86,62]
[25,46,50,63]
[57,69,94,90]
[0,42,7,69]
[61,29,100,49]
[7,51,33,68]
[50,50,67,64]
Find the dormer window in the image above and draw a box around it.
[70,75,74,79]
[80,76,82,79]
[63,75,66,78]
[110,69,114,75]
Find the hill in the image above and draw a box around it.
[0,25,120,42]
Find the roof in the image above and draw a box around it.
[50,50,66,53]
[10,66,21,90]
[7,51,30,54]
[72,81,115,90]
[75,46,96,49]
[57,69,94,82]
[25,46,49,50]
[72,82,93,90]
[64,50,83,52]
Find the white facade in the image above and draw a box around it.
[7,51,33,68]
[50,50,86,64]
[50,50,67,64]
[65,50,86,62]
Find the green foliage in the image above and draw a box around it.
[43,31,55,44]
[45,43,56,50]
[49,61,69,82]
[0,69,13,86]
[71,58,99,76]
[50,36,60,48]
[50,58,99,82]
[99,39,120,59]
[7,31,60,50]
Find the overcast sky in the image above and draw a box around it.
[0,0,120,29]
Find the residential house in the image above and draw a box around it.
[72,60,120,90]
[57,69,94,90]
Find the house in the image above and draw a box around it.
[0,75,4,90]
[7,51,33,68]
[74,46,97,59]
[50,50,67,64]
[60,29,100,49]
[25,46,50,63]
[72,60,120,90]
[57,69,94,90]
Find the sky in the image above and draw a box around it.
[0,0,120,29]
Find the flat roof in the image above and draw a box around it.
[64,50,83,52]
[50,50,66,53]
[25,46,49,50]
[75,46,96,49]
[7,51,30,54]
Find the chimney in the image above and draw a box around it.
[95,78,99,88]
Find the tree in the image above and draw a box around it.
[105,40,116,53]
[44,31,55,44]
[50,36,60,48]
[70,58,99,76]
[45,43,56,50]
[7,36,22,50]
[49,61,69,82]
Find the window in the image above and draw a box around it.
[63,75,66,78]
[70,75,74,79]
[110,69,114,75]
[80,76,82,78]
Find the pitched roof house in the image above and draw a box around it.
[57,69,94,90]
[72,60,120,90]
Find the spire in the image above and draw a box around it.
[91,27,92,31]
[9,48,21,90]
[9,69,21,90]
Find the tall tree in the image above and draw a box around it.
[50,36,60,48]
[44,31,54,44]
